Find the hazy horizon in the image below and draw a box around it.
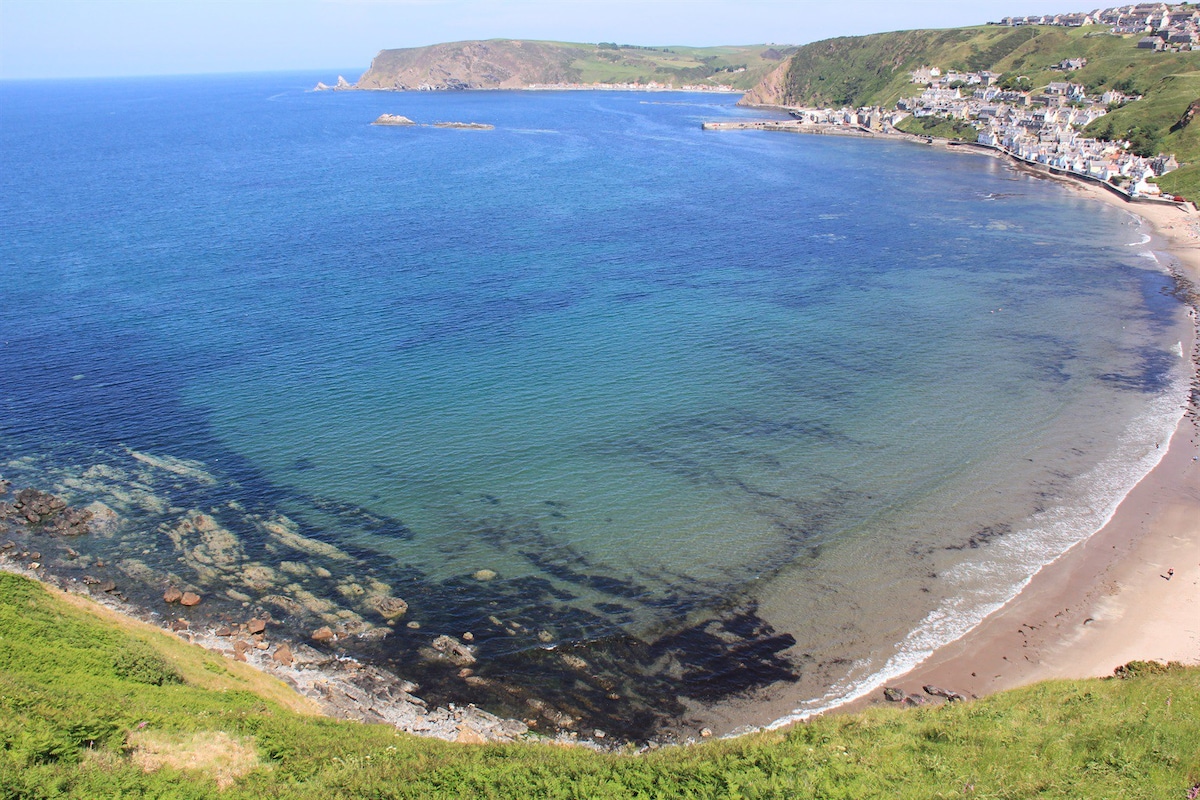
[3,0,1093,81]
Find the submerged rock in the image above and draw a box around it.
[368,595,409,620]
[127,450,217,485]
[431,634,476,666]
[472,569,497,582]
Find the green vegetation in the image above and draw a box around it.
[895,115,978,141]
[763,24,1198,200]
[551,42,792,90]
[1087,73,1200,198]
[3,571,1199,798]
[775,26,1197,111]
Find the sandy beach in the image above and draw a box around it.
[852,177,1200,710]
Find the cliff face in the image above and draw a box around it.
[737,60,790,107]
[356,40,582,90]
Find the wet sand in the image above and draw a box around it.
[844,181,1200,713]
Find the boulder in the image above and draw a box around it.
[923,685,965,702]
[247,619,267,635]
[883,687,906,702]
[180,592,202,607]
[311,626,335,643]
[455,724,487,744]
[163,587,183,604]
[271,644,294,666]
[472,569,497,582]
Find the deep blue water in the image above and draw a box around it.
[0,73,1190,739]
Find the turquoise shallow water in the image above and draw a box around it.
[0,74,1191,739]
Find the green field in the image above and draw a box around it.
[554,42,792,90]
[3,571,1198,799]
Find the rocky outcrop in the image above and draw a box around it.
[0,488,93,536]
[314,76,354,91]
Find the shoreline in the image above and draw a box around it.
[874,178,1200,701]
[780,168,1200,724]
[676,127,1200,737]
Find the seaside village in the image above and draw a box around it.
[781,3,1196,202]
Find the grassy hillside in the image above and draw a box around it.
[1086,72,1200,199]
[746,24,1199,199]
[760,25,1198,110]
[357,40,793,91]
[3,571,1199,799]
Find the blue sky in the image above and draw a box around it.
[2,0,1083,80]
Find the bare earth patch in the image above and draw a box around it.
[128,730,261,789]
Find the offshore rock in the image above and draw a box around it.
[372,113,416,126]
[431,634,476,666]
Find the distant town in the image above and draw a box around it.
[998,2,1198,49]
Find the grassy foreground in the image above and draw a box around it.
[1,571,1197,799]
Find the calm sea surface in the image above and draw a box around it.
[0,73,1190,739]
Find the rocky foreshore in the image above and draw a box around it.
[0,548,528,745]
[0,473,535,745]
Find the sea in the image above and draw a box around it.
[0,72,1192,741]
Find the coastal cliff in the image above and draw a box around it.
[357,40,581,90]
[353,40,791,91]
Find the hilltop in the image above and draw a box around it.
[352,39,793,91]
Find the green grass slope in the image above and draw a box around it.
[3,571,1199,799]
[762,25,1197,110]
